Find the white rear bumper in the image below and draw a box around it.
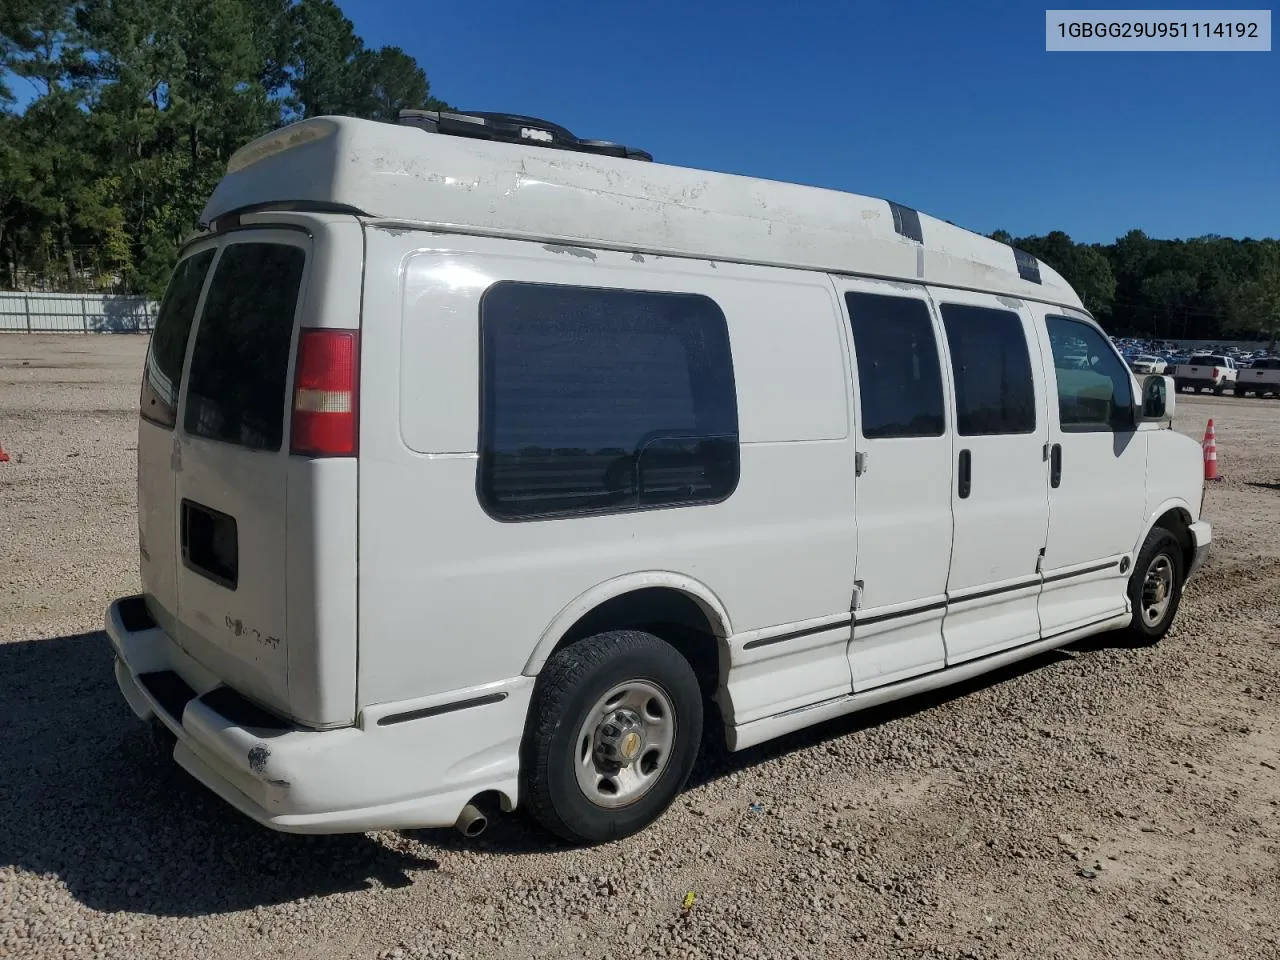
[106,596,532,834]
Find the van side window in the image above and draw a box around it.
[845,292,945,439]
[184,244,306,452]
[940,304,1036,436]
[1045,316,1134,432]
[479,282,739,520]
[140,249,215,428]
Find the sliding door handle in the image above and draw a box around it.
[1050,443,1062,488]
[958,449,971,499]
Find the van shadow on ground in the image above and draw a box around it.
[0,628,1130,916]
[0,631,437,918]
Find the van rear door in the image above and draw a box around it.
[172,231,309,719]
[138,245,218,638]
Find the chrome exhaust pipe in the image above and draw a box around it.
[454,802,488,838]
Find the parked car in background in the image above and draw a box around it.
[1128,355,1167,375]
[1174,354,1238,395]
[1236,357,1280,397]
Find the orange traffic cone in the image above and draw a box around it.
[1202,419,1220,481]
[0,442,8,463]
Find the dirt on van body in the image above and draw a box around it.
[1,334,1277,960]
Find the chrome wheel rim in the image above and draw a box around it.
[1140,554,1175,627]
[573,680,676,809]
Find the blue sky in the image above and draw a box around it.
[347,0,1277,244]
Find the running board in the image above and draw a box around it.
[726,611,1130,751]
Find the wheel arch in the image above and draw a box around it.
[1135,499,1195,578]
[523,572,732,680]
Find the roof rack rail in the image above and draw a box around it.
[396,109,653,162]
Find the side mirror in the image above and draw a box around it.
[1139,374,1175,423]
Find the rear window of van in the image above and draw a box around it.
[183,243,306,451]
[140,249,216,428]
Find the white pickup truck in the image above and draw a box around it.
[1235,357,1280,398]
[1173,354,1238,395]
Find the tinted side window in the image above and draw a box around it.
[845,292,945,439]
[140,250,215,428]
[1046,317,1134,432]
[940,304,1036,436]
[479,282,739,520]
[184,243,306,451]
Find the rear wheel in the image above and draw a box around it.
[1234,387,1246,398]
[522,630,703,845]
[1126,527,1185,644]
[1213,384,1225,396]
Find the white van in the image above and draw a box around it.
[106,112,1211,845]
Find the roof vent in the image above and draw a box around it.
[887,201,923,243]
[1012,248,1042,284]
[397,110,653,162]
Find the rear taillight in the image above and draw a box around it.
[1212,367,1221,379]
[290,329,358,457]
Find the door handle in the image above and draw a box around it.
[1050,443,1062,488]
[958,449,971,499]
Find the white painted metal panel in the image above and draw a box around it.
[931,288,1051,665]
[202,116,1083,312]
[832,276,953,692]
[1027,304,1145,634]
[358,230,856,712]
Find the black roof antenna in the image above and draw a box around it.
[396,109,653,162]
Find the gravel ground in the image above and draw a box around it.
[1,334,1277,960]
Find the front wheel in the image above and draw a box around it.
[522,630,703,845]
[1126,527,1185,644]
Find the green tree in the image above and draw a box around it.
[1140,270,1199,339]
[354,45,450,121]
[1010,230,1117,320]
[286,0,364,118]
[7,0,457,295]
[1239,250,1280,346]
[3,0,76,97]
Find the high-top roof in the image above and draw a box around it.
[204,116,1084,312]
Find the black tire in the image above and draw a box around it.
[1234,388,1246,398]
[522,630,703,845]
[1213,384,1225,396]
[1126,527,1185,644]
